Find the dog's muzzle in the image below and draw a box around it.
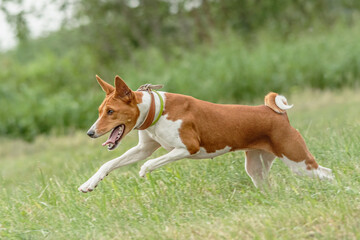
[87,119,100,138]
[87,129,96,138]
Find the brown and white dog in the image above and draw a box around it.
[78,75,334,193]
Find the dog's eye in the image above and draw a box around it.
[107,109,114,115]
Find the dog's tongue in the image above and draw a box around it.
[102,126,120,146]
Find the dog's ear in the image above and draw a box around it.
[114,75,133,102]
[96,75,114,95]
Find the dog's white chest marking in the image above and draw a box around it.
[137,91,187,152]
[145,114,186,151]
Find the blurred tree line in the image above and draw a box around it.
[2,0,360,60]
[1,0,360,140]
[62,0,360,60]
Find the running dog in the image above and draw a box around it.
[78,75,333,193]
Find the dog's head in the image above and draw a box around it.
[87,75,140,150]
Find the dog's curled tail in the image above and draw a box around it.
[264,92,293,114]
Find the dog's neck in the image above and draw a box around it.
[134,91,164,130]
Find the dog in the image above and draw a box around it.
[78,75,334,193]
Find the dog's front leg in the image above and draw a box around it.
[78,141,160,193]
[139,148,190,177]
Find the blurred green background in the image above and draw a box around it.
[1,0,360,141]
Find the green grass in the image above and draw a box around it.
[0,89,359,239]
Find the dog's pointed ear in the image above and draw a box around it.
[96,75,114,95]
[114,75,133,101]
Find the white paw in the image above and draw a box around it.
[317,166,334,181]
[139,162,152,178]
[78,172,106,193]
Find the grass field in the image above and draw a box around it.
[0,89,359,239]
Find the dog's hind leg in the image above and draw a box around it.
[245,150,276,188]
[275,127,334,180]
[281,155,334,180]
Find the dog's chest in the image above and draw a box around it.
[144,115,187,151]
[146,131,174,151]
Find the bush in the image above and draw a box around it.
[1,24,359,140]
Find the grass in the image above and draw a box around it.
[0,89,359,239]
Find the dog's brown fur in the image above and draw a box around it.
[164,93,319,170]
[94,75,143,138]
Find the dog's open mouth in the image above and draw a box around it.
[102,124,125,150]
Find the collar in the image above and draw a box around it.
[135,89,164,130]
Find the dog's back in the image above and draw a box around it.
[163,92,291,154]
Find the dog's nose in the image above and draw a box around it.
[87,130,95,138]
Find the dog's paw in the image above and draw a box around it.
[139,162,151,178]
[139,168,147,178]
[78,173,105,193]
[317,166,335,181]
[78,180,96,193]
